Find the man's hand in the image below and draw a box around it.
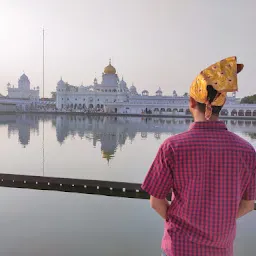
[150,196,170,220]
[237,200,254,219]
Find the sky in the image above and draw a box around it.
[0,0,256,98]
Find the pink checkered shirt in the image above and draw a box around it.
[142,121,256,256]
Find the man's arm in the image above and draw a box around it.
[150,196,169,220]
[237,200,254,219]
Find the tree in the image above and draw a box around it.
[183,92,188,97]
[240,94,256,104]
[51,92,56,100]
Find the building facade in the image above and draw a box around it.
[56,61,256,117]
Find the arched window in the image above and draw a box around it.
[231,109,237,116]
[220,109,229,116]
[238,110,244,116]
[166,108,172,112]
[245,110,252,116]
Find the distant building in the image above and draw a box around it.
[7,73,39,103]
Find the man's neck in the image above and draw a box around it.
[193,113,219,122]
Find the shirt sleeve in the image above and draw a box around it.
[242,154,256,200]
[141,141,174,199]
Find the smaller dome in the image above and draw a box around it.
[130,85,136,90]
[156,88,162,94]
[20,73,29,80]
[142,90,149,94]
[119,77,127,86]
[57,77,65,87]
[156,87,163,96]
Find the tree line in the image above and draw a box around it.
[240,94,256,104]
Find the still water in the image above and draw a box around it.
[0,114,255,256]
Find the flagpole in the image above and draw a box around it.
[43,28,45,99]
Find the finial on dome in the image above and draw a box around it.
[109,58,111,65]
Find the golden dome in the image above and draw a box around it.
[104,59,116,74]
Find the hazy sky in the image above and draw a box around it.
[0,0,256,98]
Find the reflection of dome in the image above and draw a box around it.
[102,150,114,161]
[104,59,116,74]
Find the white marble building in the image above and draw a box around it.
[56,60,128,111]
[7,73,40,103]
[56,61,256,117]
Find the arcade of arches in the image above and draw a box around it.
[143,108,256,117]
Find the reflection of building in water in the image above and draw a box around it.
[54,115,256,162]
[54,115,192,161]
[7,115,40,147]
[55,116,136,161]
[1,114,256,156]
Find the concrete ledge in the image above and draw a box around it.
[0,173,254,209]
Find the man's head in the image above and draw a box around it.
[189,85,223,121]
[189,56,244,121]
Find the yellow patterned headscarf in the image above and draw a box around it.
[189,56,244,119]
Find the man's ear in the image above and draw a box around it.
[189,96,197,109]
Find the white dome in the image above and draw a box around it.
[57,78,65,87]
[20,73,29,81]
[130,85,136,90]
[119,78,127,89]
[156,88,162,94]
